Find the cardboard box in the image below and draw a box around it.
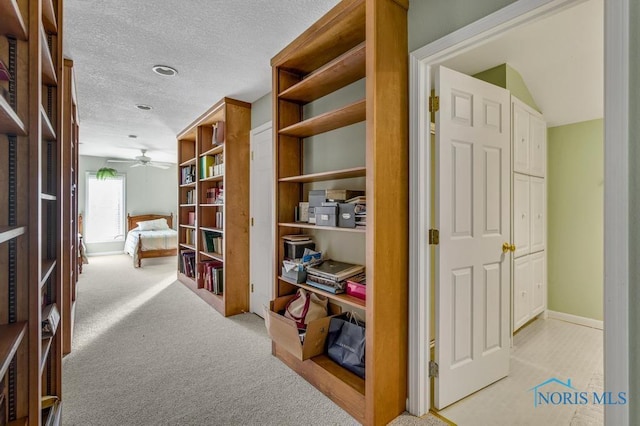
[325,189,365,202]
[264,295,341,361]
[315,206,337,227]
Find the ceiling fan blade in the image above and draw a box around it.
[149,162,170,169]
[130,163,143,168]
[107,159,135,163]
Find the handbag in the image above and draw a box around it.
[284,288,328,330]
[326,313,366,378]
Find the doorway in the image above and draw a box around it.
[407,0,624,421]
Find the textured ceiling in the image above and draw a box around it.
[64,0,340,163]
[439,0,603,127]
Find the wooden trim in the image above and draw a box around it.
[0,95,27,135]
[0,0,27,40]
[0,226,26,244]
[42,0,57,34]
[0,322,27,378]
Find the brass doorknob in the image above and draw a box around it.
[502,242,516,253]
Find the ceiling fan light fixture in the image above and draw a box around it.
[152,65,178,77]
[135,104,153,111]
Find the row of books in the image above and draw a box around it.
[306,259,364,294]
[184,189,196,204]
[202,230,223,254]
[205,186,224,204]
[200,260,223,294]
[215,211,223,229]
[200,153,224,179]
[184,228,196,245]
[180,165,196,185]
[179,250,196,277]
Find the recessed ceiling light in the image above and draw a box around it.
[136,104,153,111]
[128,134,137,138]
[152,65,178,77]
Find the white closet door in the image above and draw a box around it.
[530,251,546,316]
[513,256,531,331]
[512,101,530,174]
[529,114,547,177]
[513,173,530,258]
[530,176,545,253]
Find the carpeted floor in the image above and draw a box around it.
[63,254,446,426]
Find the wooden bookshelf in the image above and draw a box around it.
[40,27,57,86]
[0,95,27,135]
[271,1,408,424]
[0,226,26,244]
[0,322,27,378]
[177,98,251,316]
[0,0,27,40]
[41,106,55,140]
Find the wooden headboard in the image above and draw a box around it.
[127,213,174,231]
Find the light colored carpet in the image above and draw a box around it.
[63,254,447,426]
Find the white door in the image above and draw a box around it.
[249,122,274,316]
[435,66,511,409]
[513,173,530,258]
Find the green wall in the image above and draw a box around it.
[547,119,603,320]
[250,92,271,129]
[474,64,540,111]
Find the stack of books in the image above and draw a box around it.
[200,260,223,294]
[181,165,196,185]
[306,259,365,294]
[347,196,366,229]
[205,186,224,204]
[202,230,223,254]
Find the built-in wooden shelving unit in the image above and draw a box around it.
[176,98,251,316]
[270,0,409,424]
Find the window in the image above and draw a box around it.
[85,173,126,243]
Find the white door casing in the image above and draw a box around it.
[249,122,274,316]
[435,66,511,409]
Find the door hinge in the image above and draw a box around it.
[251,217,254,226]
[251,283,254,293]
[429,360,439,378]
[251,151,254,160]
[429,229,439,245]
[429,96,440,112]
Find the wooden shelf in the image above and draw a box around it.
[200,227,223,233]
[180,182,196,188]
[7,417,29,426]
[279,222,366,234]
[41,193,57,201]
[41,27,57,86]
[279,99,365,138]
[200,203,224,207]
[41,106,56,140]
[180,157,196,167]
[42,400,62,426]
[279,277,366,309]
[40,337,52,373]
[179,273,224,313]
[179,243,196,251]
[179,204,196,208]
[42,0,58,34]
[41,260,56,287]
[201,174,224,182]
[279,42,366,104]
[279,166,365,183]
[0,225,26,244]
[201,145,224,157]
[0,95,27,136]
[0,0,27,40]
[200,251,224,262]
[179,224,196,229]
[0,322,27,378]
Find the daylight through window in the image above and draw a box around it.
[85,173,126,243]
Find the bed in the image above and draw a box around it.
[124,213,178,267]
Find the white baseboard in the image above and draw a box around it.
[87,251,127,257]
[546,310,603,330]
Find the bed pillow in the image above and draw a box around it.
[137,218,170,231]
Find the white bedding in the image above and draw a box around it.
[124,227,178,264]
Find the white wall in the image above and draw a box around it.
[79,155,177,254]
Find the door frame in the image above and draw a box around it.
[249,121,274,315]
[408,1,629,425]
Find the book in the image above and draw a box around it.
[306,279,345,294]
[306,259,364,282]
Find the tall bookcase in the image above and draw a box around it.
[62,58,79,355]
[176,98,251,317]
[270,0,408,424]
[1,0,66,424]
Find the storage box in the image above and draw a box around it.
[325,189,365,202]
[284,240,315,260]
[346,281,366,300]
[281,266,307,283]
[308,190,327,208]
[264,295,341,360]
[315,206,337,227]
[338,203,356,228]
[308,207,316,224]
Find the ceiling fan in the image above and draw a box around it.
[106,149,171,169]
